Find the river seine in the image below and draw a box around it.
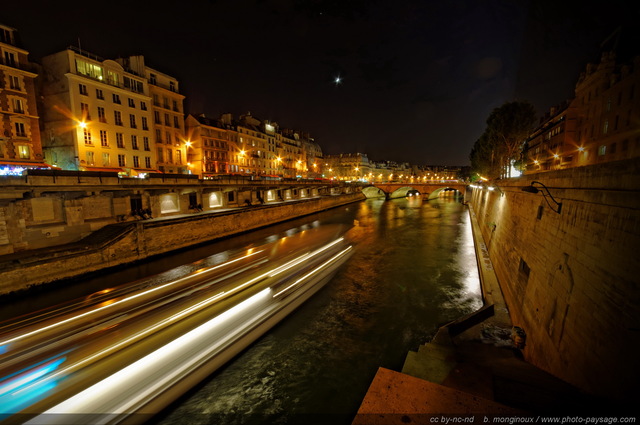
[0,195,481,424]
[156,196,482,424]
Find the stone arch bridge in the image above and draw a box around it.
[362,182,467,200]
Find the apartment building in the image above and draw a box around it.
[235,113,273,175]
[0,24,44,175]
[525,51,640,172]
[277,128,305,178]
[117,56,187,175]
[324,153,371,181]
[184,112,324,179]
[40,47,155,175]
[185,114,236,177]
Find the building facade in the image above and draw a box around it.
[525,51,640,173]
[40,47,155,176]
[324,153,371,181]
[184,112,324,179]
[0,24,44,175]
[185,114,236,177]
[117,56,187,174]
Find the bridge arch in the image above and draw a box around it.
[362,186,388,199]
[388,186,419,199]
[425,187,463,200]
[364,182,467,200]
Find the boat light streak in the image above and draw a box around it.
[0,356,66,415]
[268,237,344,278]
[0,251,265,347]
[28,289,271,419]
[272,245,352,298]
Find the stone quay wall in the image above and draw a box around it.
[0,192,365,295]
[0,170,354,255]
[469,157,640,401]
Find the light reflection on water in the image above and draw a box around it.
[158,197,482,425]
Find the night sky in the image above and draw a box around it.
[3,0,637,165]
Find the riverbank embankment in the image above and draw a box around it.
[0,193,364,295]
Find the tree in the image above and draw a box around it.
[470,101,537,179]
[485,101,537,178]
[469,132,499,179]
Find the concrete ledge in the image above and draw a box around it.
[353,367,523,424]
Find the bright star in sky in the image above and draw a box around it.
[334,75,342,85]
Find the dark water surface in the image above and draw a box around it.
[0,196,481,424]
[156,196,482,424]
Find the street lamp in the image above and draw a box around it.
[521,181,562,214]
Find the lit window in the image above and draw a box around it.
[598,145,606,156]
[107,70,119,86]
[102,152,110,166]
[18,145,30,159]
[86,150,95,165]
[75,59,104,80]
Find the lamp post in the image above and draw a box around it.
[521,181,562,214]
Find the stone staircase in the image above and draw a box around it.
[401,314,604,415]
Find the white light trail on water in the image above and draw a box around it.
[0,250,264,347]
[26,288,272,422]
[273,245,352,298]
